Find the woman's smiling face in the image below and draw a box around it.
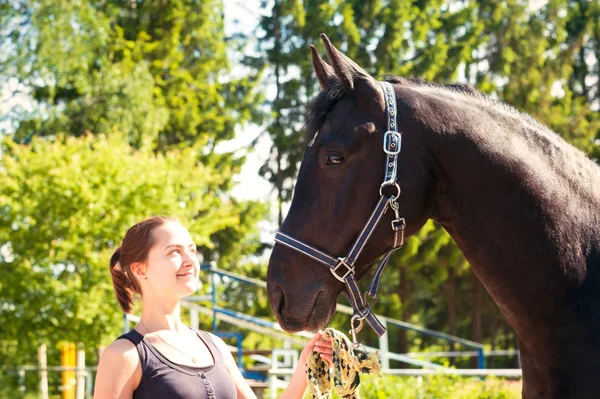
[141,221,200,299]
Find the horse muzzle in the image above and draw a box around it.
[267,252,338,332]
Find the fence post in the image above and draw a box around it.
[236,332,243,370]
[76,348,85,399]
[86,368,94,399]
[269,349,278,399]
[211,270,217,333]
[477,347,486,369]
[268,373,277,399]
[61,343,76,399]
[39,344,49,399]
[378,320,390,372]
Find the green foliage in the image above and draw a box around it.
[0,0,263,152]
[271,375,521,399]
[0,132,265,370]
[351,375,521,399]
[0,3,269,389]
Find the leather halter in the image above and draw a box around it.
[274,81,405,338]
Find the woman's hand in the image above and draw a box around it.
[280,332,334,399]
[300,331,333,367]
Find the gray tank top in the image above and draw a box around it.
[118,329,237,399]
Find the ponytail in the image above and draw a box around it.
[109,247,135,314]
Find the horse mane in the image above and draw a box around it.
[305,75,599,177]
[305,75,482,141]
[306,75,538,139]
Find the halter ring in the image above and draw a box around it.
[380,182,401,199]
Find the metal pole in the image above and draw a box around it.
[76,349,85,399]
[477,347,486,369]
[417,375,424,399]
[39,344,49,399]
[269,348,281,399]
[283,339,292,376]
[211,270,217,333]
[378,321,390,372]
[236,332,243,370]
[269,373,277,399]
[86,368,94,399]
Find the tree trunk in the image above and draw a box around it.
[276,148,283,227]
[274,0,283,228]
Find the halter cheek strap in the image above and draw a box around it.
[274,81,405,338]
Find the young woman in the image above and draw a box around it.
[94,216,332,399]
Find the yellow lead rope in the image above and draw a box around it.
[306,328,380,399]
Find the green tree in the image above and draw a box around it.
[473,0,600,155]
[0,132,265,389]
[250,0,342,226]
[0,0,269,283]
[0,0,263,152]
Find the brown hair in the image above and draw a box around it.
[109,216,176,313]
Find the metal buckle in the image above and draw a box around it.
[331,257,354,282]
[391,217,406,232]
[383,131,401,155]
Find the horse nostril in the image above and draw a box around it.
[271,284,285,315]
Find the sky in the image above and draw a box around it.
[218,0,275,203]
[218,0,283,242]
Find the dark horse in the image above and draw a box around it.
[266,34,600,398]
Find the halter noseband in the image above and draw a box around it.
[274,81,405,339]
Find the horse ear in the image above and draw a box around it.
[311,45,337,90]
[319,33,383,110]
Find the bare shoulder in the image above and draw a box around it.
[94,338,141,398]
[100,338,140,367]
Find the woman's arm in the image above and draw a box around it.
[93,340,141,399]
[279,332,333,399]
[210,332,331,399]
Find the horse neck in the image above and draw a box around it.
[423,107,600,337]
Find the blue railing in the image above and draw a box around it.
[387,318,485,369]
[199,263,487,369]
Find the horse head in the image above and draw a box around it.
[267,35,436,332]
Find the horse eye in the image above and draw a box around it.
[326,154,344,166]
